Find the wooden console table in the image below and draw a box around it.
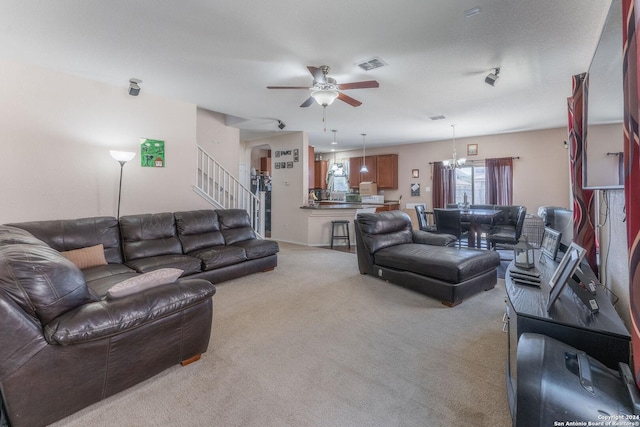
[504,252,630,422]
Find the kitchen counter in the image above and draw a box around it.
[300,201,400,210]
[297,201,400,246]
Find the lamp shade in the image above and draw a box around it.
[110,150,136,163]
[311,89,339,107]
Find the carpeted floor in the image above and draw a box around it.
[51,242,512,427]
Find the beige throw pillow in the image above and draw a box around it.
[106,268,183,299]
[61,244,108,269]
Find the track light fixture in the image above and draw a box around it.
[128,78,142,96]
[277,120,285,130]
[485,67,500,86]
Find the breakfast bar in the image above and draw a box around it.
[299,201,399,246]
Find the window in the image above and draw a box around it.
[454,164,486,204]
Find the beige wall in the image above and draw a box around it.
[0,58,213,224]
[197,108,240,178]
[329,127,572,214]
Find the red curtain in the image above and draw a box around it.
[431,162,455,208]
[623,0,640,386]
[567,73,598,273]
[485,157,513,205]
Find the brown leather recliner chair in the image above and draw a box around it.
[0,225,216,427]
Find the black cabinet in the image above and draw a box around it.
[505,254,630,424]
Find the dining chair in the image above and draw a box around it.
[487,206,527,249]
[433,208,469,248]
[415,205,437,232]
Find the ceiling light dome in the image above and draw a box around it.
[311,89,339,107]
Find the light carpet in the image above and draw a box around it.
[51,242,512,427]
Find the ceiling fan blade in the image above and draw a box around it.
[267,86,311,89]
[337,92,362,107]
[300,97,315,108]
[337,80,380,90]
[307,66,326,84]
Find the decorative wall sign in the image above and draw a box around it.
[140,139,165,167]
[410,183,420,197]
[294,148,299,162]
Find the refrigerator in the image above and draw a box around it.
[251,174,271,233]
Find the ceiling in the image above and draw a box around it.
[0,0,613,153]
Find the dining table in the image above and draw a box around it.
[459,208,502,248]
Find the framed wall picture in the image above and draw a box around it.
[410,183,420,196]
[547,242,586,312]
[540,227,562,261]
[412,169,419,178]
[467,144,478,156]
[140,139,165,167]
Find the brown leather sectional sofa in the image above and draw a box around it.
[0,209,278,427]
[354,210,500,306]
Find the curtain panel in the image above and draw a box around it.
[431,162,455,208]
[485,157,513,205]
[567,73,598,273]
[623,0,640,386]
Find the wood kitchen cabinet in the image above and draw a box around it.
[314,160,328,189]
[376,154,398,189]
[260,156,271,175]
[349,156,377,188]
[308,146,315,188]
[349,154,397,189]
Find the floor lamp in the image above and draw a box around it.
[110,150,136,219]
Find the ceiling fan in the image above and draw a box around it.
[267,65,379,108]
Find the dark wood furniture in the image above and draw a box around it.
[460,208,501,248]
[313,160,327,189]
[349,154,398,189]
[504,253,630,422]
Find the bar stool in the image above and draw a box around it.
[330,220,350,249]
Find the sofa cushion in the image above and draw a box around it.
[373,244,500,283]
[125,254,202,276]
[106,268,183,299]
[231,239,280,260]
[61,244,108,270]
[119,212,184,261]
[175,210,225,253]
[189,245,247,270]
[0,225,48,246]
[0,244,93,324]
[356,211,413,254]
[7,216,124,264]
[218,209,257,244]
[82,264,139,298]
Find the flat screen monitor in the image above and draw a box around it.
[546,242,587,312]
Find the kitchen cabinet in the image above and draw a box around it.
[308,146,315,188]
[314,160,328,189]
[376,154,398,189]
[260,156,271,175]
[349,154,397,189]
[349,156,377,188]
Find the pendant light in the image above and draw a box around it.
[360,133,368,173]
[442,124,466,170]
[331,130,339,171]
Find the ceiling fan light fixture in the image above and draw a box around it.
[359,133,369,173]
[311,89,339,107]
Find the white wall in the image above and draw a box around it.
[196,108,240,178]
[241,132,310,244]
[0,58,212,224]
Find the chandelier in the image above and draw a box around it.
[442,124,466,170]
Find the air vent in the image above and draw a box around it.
[429,115,446,120]
[356,57,388,71]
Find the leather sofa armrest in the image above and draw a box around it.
[44,279,216,346]
[0,291,48,380]
[412,230,457,247]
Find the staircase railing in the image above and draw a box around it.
[194,145,265,238]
